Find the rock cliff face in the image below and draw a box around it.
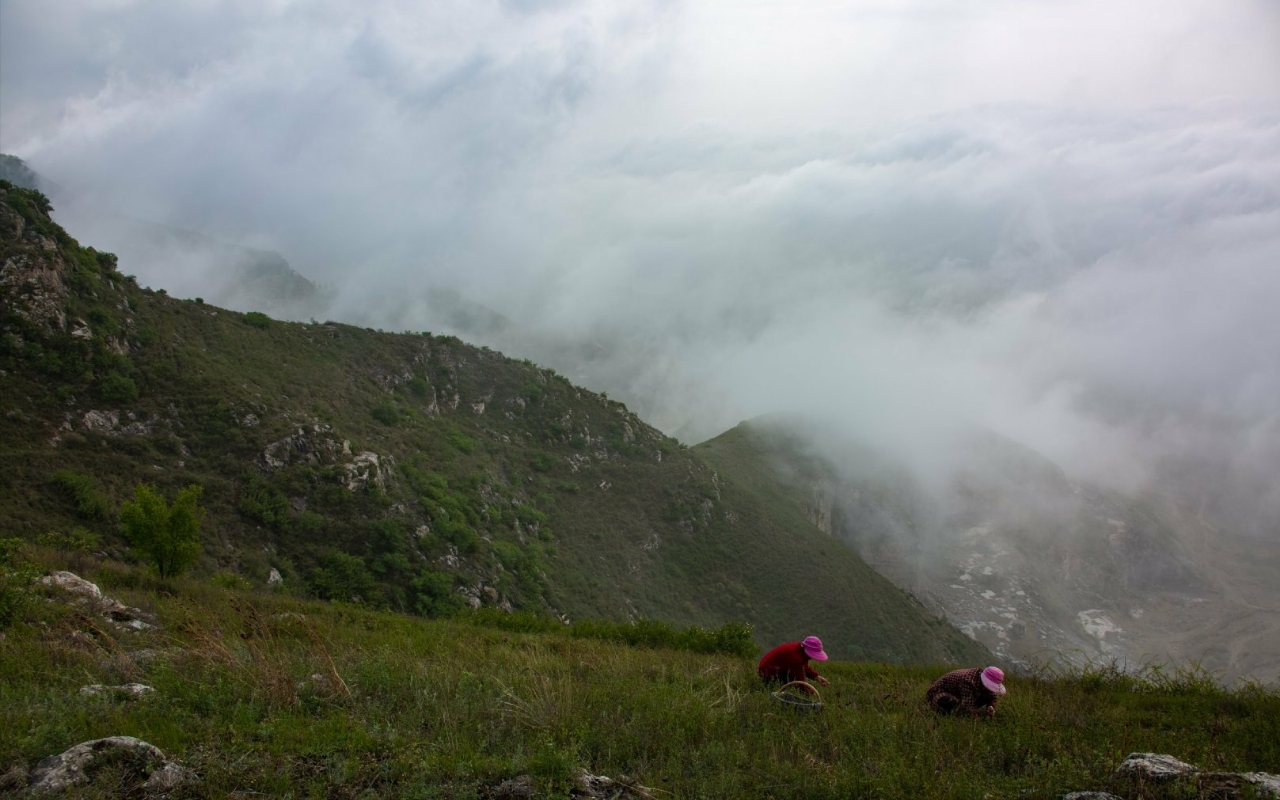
[1,196,72,334]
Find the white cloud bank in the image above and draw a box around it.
[3,0,1280,530]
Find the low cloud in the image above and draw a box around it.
[3,0,1279,532]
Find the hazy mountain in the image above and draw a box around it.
[0,179,987,665]
[697,417,1280,684]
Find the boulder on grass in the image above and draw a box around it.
[1113,752,1198,782]
[28,736,192,795]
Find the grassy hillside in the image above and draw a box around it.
[2,552,1278,799]
[0,180,985,665]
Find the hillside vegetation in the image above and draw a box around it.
[0,180,985,665]
[2,551,1278,799]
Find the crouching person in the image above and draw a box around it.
[758,636,830,687]
[926,666,1006,717]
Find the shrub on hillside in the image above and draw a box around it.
[119,483,205,579]
[239,476,291,531]
[371,403,399,426]
[406,377,430,397]
[52,470,112,521]
[36,527,101,553]
[412,570,466,617]
[309,550,378,605]
[448,430,476,454]
[97,371,138,404]
[244,311,272,329]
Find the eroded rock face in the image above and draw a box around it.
[28,736,173,795]
[259,423,344,469]
[344,451,392,493]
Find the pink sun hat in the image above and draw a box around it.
[981,666,1007,695]
[802,636,828,661]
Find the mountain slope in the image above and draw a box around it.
[696,417,1280,683]
[0,180,986,665]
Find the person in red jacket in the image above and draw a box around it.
[757,636,830,687]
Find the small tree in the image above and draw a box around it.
[120,483,205,579]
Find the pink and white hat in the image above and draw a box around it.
[802,636,828,661]
[981,666,1006,695]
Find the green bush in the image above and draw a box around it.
[371,403,399,426]
[448,430,476,454]
[406,377,430,397]
[119,483,206,579]
[309,550,377,604]
[52,470,112,521]
[98,371,138,404]
[244,311,272,329]
[36,527,101,552]
[211,571,252,591]
[412,570,465,617]
[239,477,291,531]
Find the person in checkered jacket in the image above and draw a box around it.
[926,666,1006,717]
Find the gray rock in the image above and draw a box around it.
[28,736,166,794]
[1063,793,1123,800]
[78,683,155,699]
[574,769,657,799]
[40,570,156,629]
[142,760,196,793]
[40,570,103,602]
[1198,771,1280,799]
[1243,772,1280,799]
[1114,752,1198,781]
[491,774,534,799]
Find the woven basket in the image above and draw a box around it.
[770,680,823,712]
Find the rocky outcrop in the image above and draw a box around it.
[0,197,71,334]
[344,451,392,493]
[39,571,155,630]
[27,736,193,795]
[259,423,347,470]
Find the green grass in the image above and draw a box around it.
[2,555,1277,799]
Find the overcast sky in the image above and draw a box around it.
[3,0,1280,522]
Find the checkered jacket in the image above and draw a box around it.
[926,668,999,715]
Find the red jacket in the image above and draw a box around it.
[757,641,821,683]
